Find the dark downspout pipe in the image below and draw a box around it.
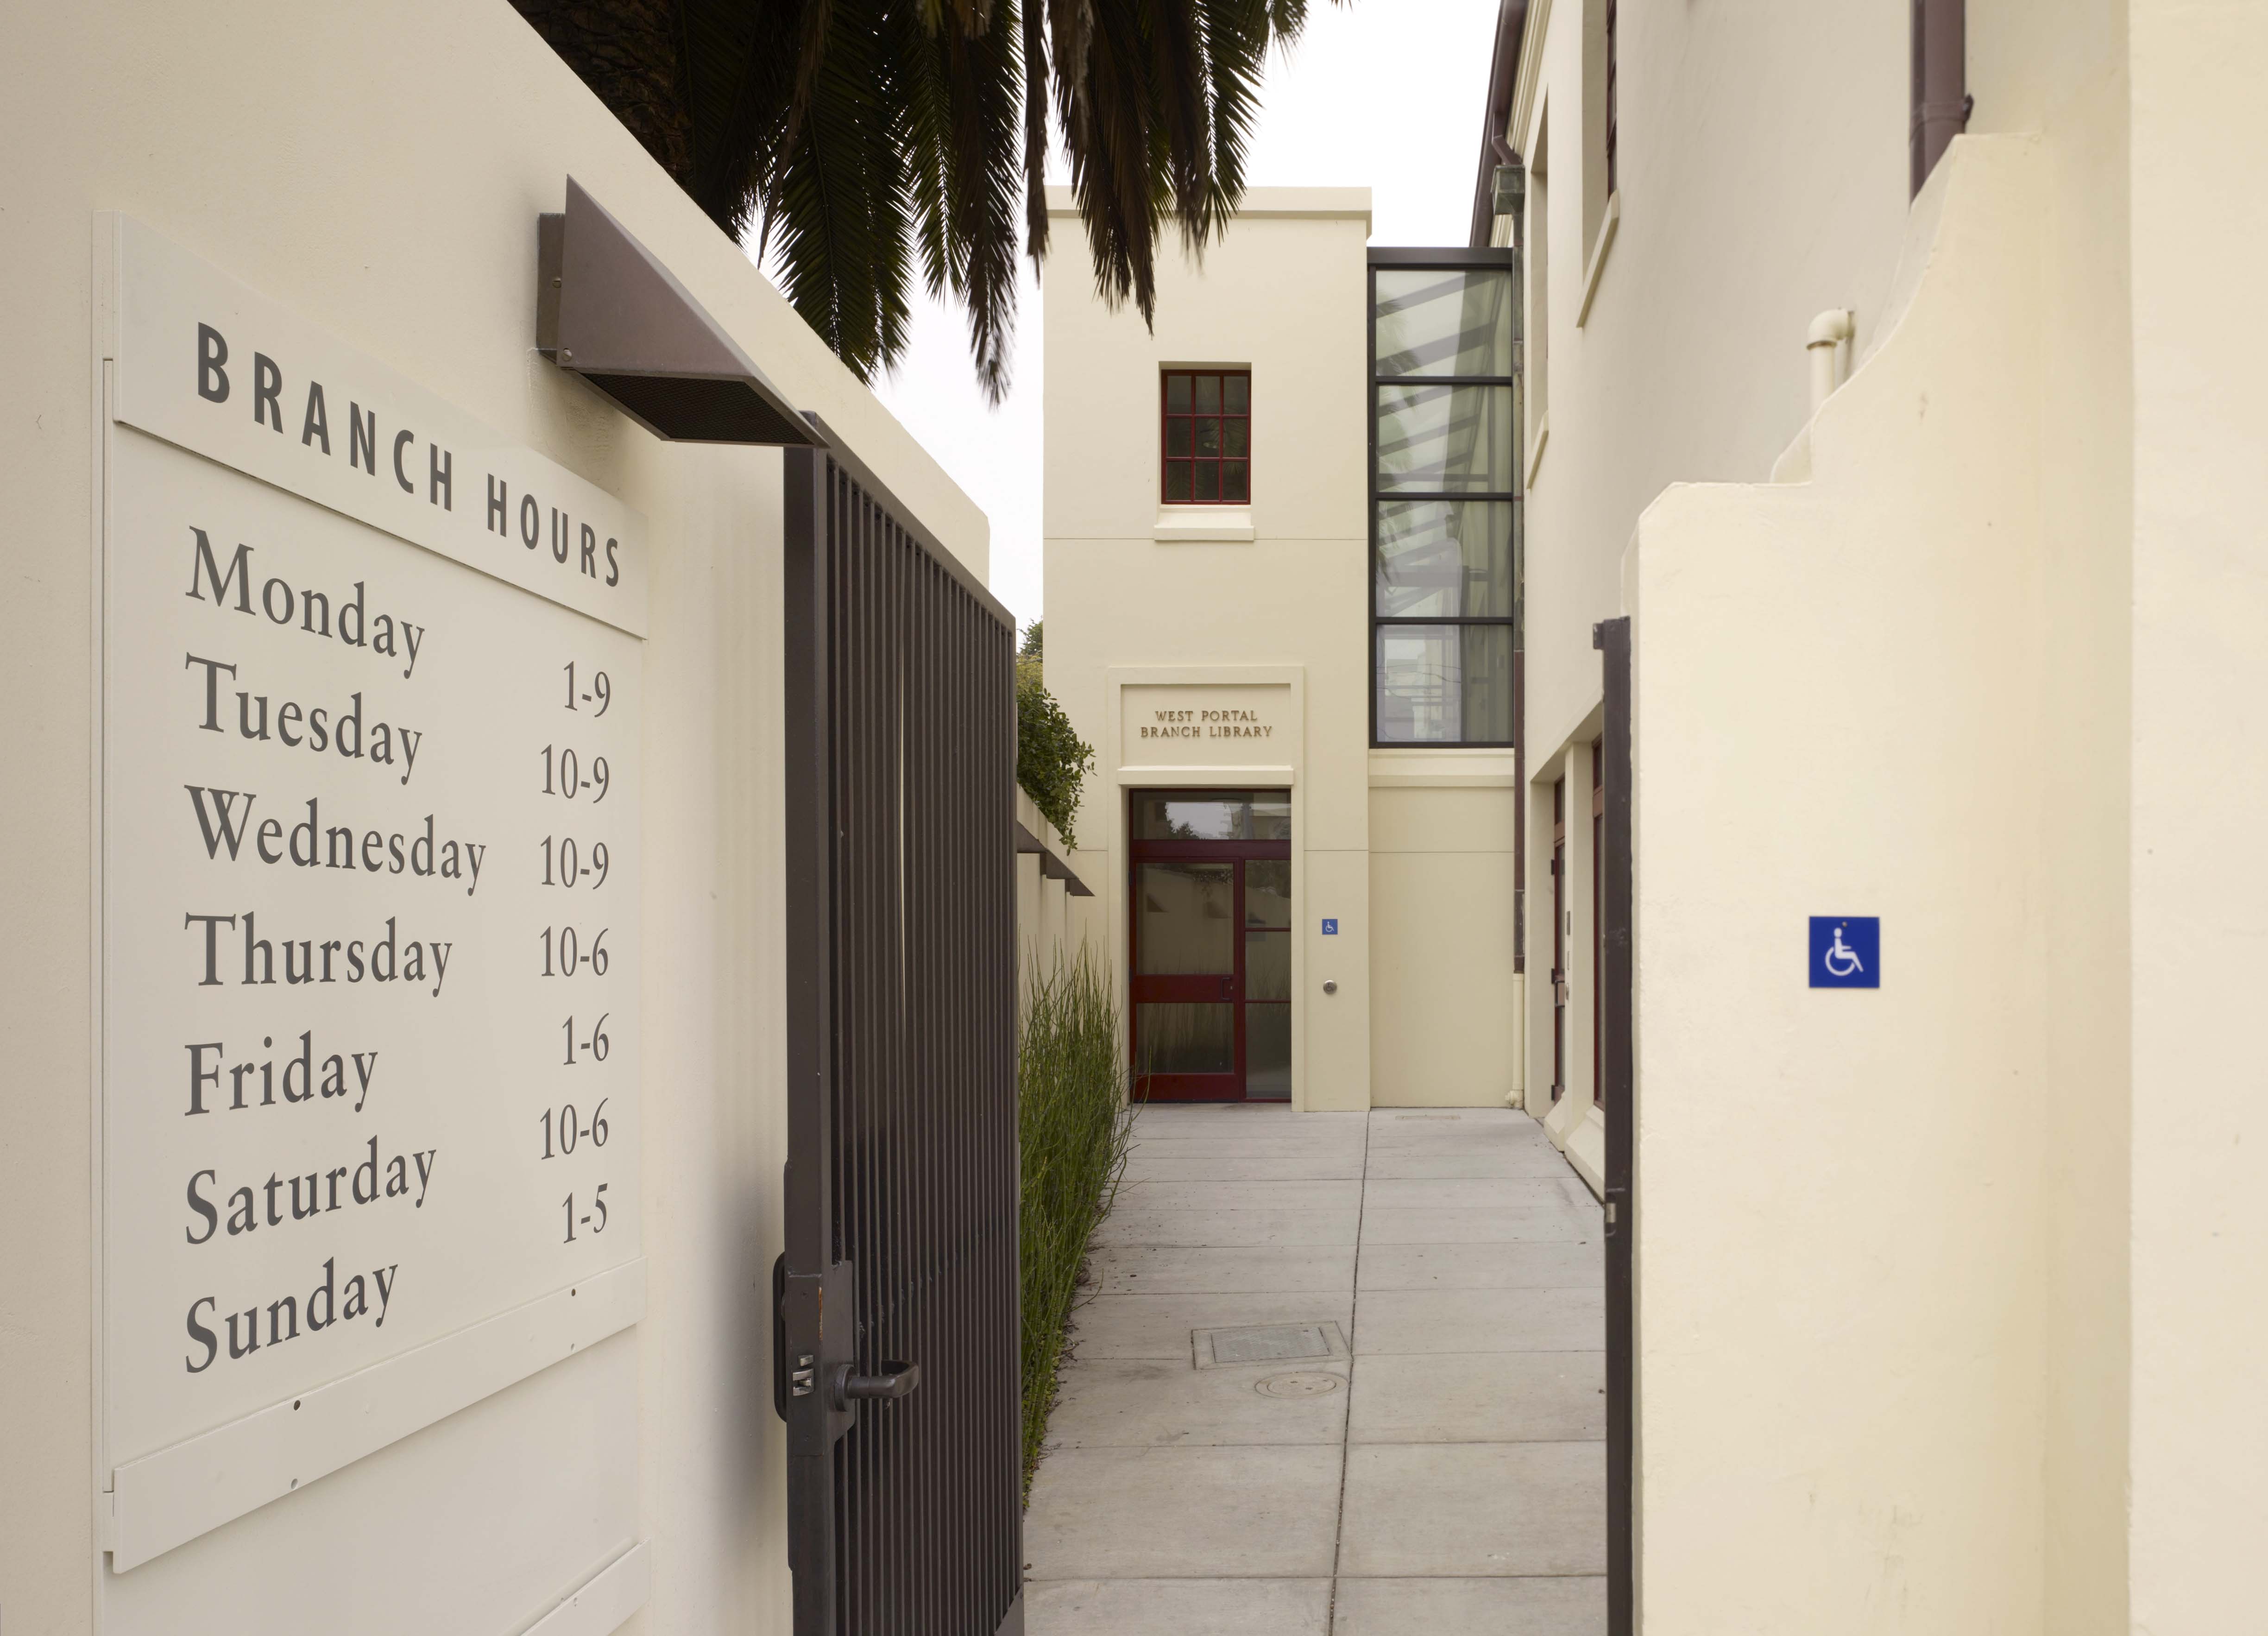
[1911,0,1970,197]
[1468,0,1530,247]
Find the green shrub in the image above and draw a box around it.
[1018,951,1134,1495]
[1016,625,1095,848]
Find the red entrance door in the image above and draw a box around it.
[1129,789,1293,1101]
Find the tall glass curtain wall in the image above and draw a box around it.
[1370,253,1522,745]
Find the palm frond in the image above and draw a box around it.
[766,0,916,381]
[512,0,1345,395]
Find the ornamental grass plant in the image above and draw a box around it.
[1018,950,1136,1496]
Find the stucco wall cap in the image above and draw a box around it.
[1043,183,1372,230]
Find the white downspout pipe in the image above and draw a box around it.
[1808,309,1855,414]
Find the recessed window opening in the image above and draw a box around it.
[1526,113,1550,457]
[1368,252,1522,746]
[1605,0,1619,197]
[1161,369,1252,504]
[1582,0,1617,249]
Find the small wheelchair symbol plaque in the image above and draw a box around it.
[1809,917,1879,989]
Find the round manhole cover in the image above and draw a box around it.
[1255,1372,1342,1398]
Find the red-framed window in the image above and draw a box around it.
[1161,369,1252,504]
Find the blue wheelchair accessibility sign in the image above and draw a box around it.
[1321,918,1340,935]
[1809,916,1879,988]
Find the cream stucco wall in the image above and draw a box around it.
[1044,192,1377,1111]
[0,5,987,1632]
[1367,762,1522,1109]
[2126,0,2268,1626]
[1503,0,1922,1172]
[1628,136,2055,1633]
[1016,787,1094,997]
[1506,0,1914,767]
[1506,0,2159,1624]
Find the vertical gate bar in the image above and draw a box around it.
[971,585,988,1621]
[844,477,863,1636]
[839,465,852,1624]
[976,588,997,1617]
[863,492,881,1636]
[991,593,1010,1612]
[866,487,889,1636]
[938,567,960,1628]
[971,583,987,1620]
[939,556,959,1630]
[832,471,852,1636]
[907,526,925,1634]
[859,486,878,1636]
[854,474,877,1636]
[1001,596,1020,1619]
[970,584,989,1623]
[1598,616,1635,1636]
[950,565,971,1629]
[951,561,969,1627]
[952,574,970,1624]
[889,514,912,1636]
[781,445,840,1636]
[914,544,937,1636]
[945,573,965,1625]
[978,589,998,1620]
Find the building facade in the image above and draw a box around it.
[1475,0,2266,1629]
[1043,189,1530,1118]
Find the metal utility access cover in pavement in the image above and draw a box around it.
[1191,1320,1351,1370]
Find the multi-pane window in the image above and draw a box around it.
[1368,253,1521,745]
[1161,369,1252,504]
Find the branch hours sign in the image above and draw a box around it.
[99,220,646,1568]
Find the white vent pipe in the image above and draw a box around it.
[1808,309,1855,414]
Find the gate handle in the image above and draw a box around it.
[831,1361,921,1409]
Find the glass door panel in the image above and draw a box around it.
[1242,857,1292,1100]
[1245,1005,1292,1101]
[1244,931,1290,1002]
[1136,862,1235,973]
[1129,790,1293,1101]
[1134,1004,1236,1074]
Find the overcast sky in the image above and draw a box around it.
[867,0,1501,633]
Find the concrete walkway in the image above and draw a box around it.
[1025,1105,1606,1635]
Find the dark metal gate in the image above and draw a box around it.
[1595,616,1635,1636]
[779,434,1023,1636]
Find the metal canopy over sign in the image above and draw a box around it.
[537,177,822,447]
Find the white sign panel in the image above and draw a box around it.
[101,221,644,1564]
[1119,682,1293,766]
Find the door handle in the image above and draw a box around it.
[831,1361,921,1409]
